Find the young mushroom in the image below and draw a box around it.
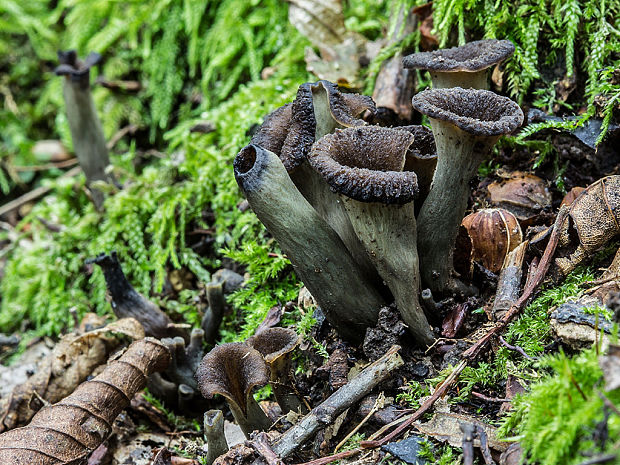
[402,39,515,89]
[204,409,229,465]
[308,126,435,345]
[412,87,524,296]
[401,125,437,208]
[246,327,305,414]
[234,144,386,341]
[196,343,271,437]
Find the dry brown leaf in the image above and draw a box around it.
[0,338,170,464]
[288,0,347,48]
[0,317,144,432]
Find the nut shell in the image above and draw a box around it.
[460,208,523,273]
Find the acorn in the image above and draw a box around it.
[459,208,523,275]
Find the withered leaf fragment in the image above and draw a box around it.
[0,317,144,432]
[555,176,620,275]
[0,338,170,465]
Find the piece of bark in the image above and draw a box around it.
[271,345,404,458]
[0,318,144,432]
[0,338,170,464]
[492,241,528,321]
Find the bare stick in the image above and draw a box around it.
[492,241,528,321]
[499,336,537,361]
[271,346,403,458]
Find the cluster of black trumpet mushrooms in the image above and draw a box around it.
[234,39,524,347]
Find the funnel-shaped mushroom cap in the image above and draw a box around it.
[411,87,524,136]
[309,126,418,204]
[403,39,515,73]
[247,327,299,363]
[401,125,436,161]
[278,80,376,172]
[196,343,269,415]
[55,50,102,87]
[251,104,293,156]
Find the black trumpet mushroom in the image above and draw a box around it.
[403,39,515,89]
[412,87,524,296]
[234,144,386,341]
[309,125,435,345]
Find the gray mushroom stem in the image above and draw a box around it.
[204,410,229,465]
[201,282,226,344]
[54,51,113,209]
[309,127,434,345]
[430,70,488,89]
[413,88,524,296]
[234,145,386,341]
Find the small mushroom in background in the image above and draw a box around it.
[458,208,523,276]
[309,125,434,345]
[147,328,206,412]
[402,39,515,89]
[251,81,383,288]
[87,251,179,339]
[487,171,552,223]
[203,409,229,465]
[201,282,226,345]
[411,87,524,297]
[196,343,271,438]
[247,327,305,414]
[233,144,386,341]
[54,50,114,209]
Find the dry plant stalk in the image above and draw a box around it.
[0,317,144,432]
[0,337,170,464]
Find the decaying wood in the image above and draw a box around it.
[0,338,170,464]
[0,317,144,432]
[271,345,403,458]
[492,241,528,321]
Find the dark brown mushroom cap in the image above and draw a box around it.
[411,87,524,136]
[308,126,419,204]
[278,81,376,172]
[195,343,269,415]
[250,104,293,156]
[402,39,515,72]
[246,327,299,364]
[400,125,436,160]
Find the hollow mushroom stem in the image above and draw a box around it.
[413,88,524,296]
[204,410,229,465]
[234,145,386,341]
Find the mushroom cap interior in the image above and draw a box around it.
[402,39,515,72]
[247,327,299,363]
[308,126,419,204]
[411,87,524,136]
[400,125,437,160]
[195,342,268,415]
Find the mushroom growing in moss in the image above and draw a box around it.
[309,126,434,345]
[196,343,271,437]
[234,144,386,341]
[412,87,523,296]
[403,39,515,89]
[251,81,382,286]
[247,327,304,414]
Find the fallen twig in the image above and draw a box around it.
[476,424,496,465]
[271,346,403,458]
[460,422,475,465]
[499,335,537,361]
[471,391,510,403]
